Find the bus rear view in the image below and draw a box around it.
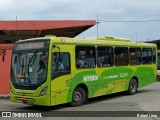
[10,39,51,106]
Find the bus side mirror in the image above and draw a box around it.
[52,45,56,48]
[52,44,60,52]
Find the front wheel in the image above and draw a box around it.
[128,79,138,95]
[70,87,86,106]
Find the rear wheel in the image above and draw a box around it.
[70,87,86,106]
[128,78,138,95]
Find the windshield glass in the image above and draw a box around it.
[11,40,49,87]
[11,51,48,85]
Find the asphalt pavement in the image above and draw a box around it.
[0,81,160,120]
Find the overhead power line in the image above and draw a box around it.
[98,19,160,22]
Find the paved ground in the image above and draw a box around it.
[0,82,160,120]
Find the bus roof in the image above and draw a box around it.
[16,36,157,48]
[51,36,156,48]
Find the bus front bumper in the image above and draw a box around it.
[10,92,51,106]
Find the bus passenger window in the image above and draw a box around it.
[142,48,152,64]
[76,51,85,68]
[129,48,141,65]
[115,47,129,66]
[76,46,96,69]
[97,46,114,67]
[152,48,156,64]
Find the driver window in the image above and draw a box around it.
[52,52,71,79]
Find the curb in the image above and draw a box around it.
[0,95,10,100]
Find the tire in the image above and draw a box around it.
[128,78,138,95]
[70,87,86,106]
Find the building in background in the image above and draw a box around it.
[0,20,95,43]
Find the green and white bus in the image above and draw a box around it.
[10,36,157,106]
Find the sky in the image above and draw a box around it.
[0,0,160,42]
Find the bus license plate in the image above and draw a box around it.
[20,97,28,101]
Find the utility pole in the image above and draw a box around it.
[16,16,18,41]
[96,14,100,38]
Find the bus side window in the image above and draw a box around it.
[152,48,156,64]
[142,48,152,64]
[76,50,85,68]
[86,47,96,68]
[97,46,114,67]
[130,48,141,65]
[52,52,71,79]
[76,46,96,69]
[115,47,129,66]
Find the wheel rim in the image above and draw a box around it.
[131,80,136,93]
[73,91,82,102]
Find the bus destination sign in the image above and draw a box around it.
[15,41,49,50]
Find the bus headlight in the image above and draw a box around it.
[39,86,48,96]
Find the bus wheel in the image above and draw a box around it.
[128,78,138,95]
[71,87,86,106]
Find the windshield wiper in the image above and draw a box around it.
[28,52,37,67]
[17,53,25,77]
[27,52,37,76]
[17,53,23,67]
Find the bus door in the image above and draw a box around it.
[51,45,72,105]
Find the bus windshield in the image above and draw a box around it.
[11,51,48,86]
[11,40,49,87]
